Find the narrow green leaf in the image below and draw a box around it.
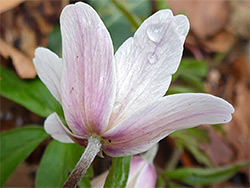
[104,156,131,188]
[111,0,142,31]
[155,0,170,10]
[165,180,185,188]
[156,176,166,188]
[167,86,197,95]
[0,126,49,186]
[89,0,150,50]
[171,58,208,90]
[48,24,62,57]
[179,58,209,77]
[180,73,205,92]
[36,141,92,187]
[0,66,63,118]
[164,161,250,186]
[170,129,212,167]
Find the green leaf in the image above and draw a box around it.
[180,73,205,92]
[0,66,63,118]
[156,176,166,188]
[165,180,185,188]
[48,24,62,57]
[171,58,209,92]
[36,141,92,187]
[179,58,209,77]
[167,86,197,95]
[111,0,142,31]
[0,126,49,186]
[90,0,150,50]
[104,156,131,188]
[155,0,170,10]
[164,161,250,186]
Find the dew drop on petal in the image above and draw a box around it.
[147,53,158,64]
[146,24,165,43]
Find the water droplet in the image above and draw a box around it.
[113,102,121,113]
[147,53,158,64]
[146,25,165,43]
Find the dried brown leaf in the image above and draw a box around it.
[203,31,235,53]
[167,0,230,39]
[0,0,25,14]
[0,38,36,78]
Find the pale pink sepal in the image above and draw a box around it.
[60,2,115,135]
[44,113,88,147]
[103,93,234,157]
[33,47,62,102]
[44,113,73,143]
[109,10,190,127]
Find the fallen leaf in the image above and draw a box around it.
[224,57,250,180]
[205,56,250,183]
[229,0,250,39]
[203,31,235,53]
[0,0,25,14]
[0,38,36,78]
[167,0,230,39]
[0,0,68,78]
[200,127,234,166]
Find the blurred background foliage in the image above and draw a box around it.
[0,0,249,187]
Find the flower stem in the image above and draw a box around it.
[63,135,102,188]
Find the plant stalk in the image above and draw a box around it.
[63,135,102,188]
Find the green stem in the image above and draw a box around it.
[63,135,102,188]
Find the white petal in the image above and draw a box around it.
[91,171,109,188]
[33,47,62,102]
[109,10,190,127]
[60,2,115,135]
[103,93,234,156]
[44,113,73,143]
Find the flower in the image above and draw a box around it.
[91,145,158,188]
[91,157,156,188]
[33,2,234,157]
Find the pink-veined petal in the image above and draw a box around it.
[103,93,234,156]
[60,2,115,136]
[45,113,88,147]
[91,171,109,188]
[33,47,62,102]
[44,113,73,143]
[109,10,189,128]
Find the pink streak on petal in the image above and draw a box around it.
[103,93,234,157]
[60,2,115,137]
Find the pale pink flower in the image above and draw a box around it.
[91,157,156,188]
[33,2,234,157]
